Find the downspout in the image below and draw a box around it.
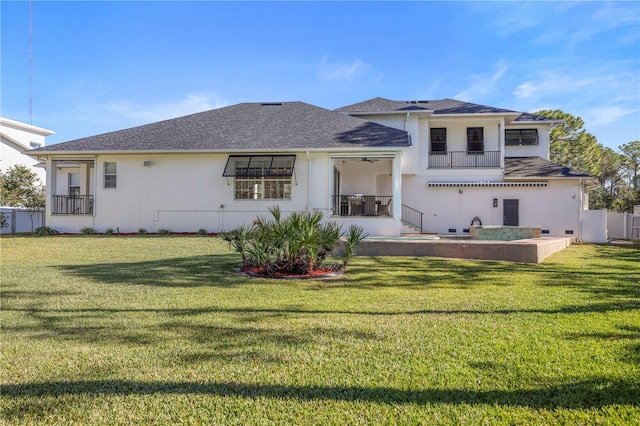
[404,112,410,131]
[43,156,51,225]
[578,178,583,242]
[306,151,311,211]
[92,156,97,229]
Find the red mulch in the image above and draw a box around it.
[241,265,343,279]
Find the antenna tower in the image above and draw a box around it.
[28,0,33,124]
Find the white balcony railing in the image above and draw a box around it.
[428,151,500,168]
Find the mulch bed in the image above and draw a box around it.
[240,266,344,279]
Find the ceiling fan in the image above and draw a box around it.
[361,157,379,163]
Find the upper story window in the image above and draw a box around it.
[223,155,295,200]
[430,128,447,153]
[505,129,539,146]
[467,127,484,153]
[104,162,117,189]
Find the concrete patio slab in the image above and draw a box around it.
[358,236,574,263]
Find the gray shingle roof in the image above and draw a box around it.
[336,97,558,123]
[512,112,563,123]
[32,102,410,153]
[504,157,592,179]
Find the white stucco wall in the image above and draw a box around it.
[336,158,393,195]
[504,124,551,159]
[88,153,315,233]
[46,150,405,236]
[353,113,553,174]
[425,118,503,153]
[0,118,53,184]
[402,177,584,237]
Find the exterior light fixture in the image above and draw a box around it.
[143,161,152,167]
[493,198,498,207]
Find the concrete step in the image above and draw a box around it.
[401,223,421,234]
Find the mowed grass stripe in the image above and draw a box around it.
[1,236,639,424]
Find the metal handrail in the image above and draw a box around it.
[52,195,94,215]
[331,195,392,217]
[401,204,423,232]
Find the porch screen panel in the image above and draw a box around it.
[224,155,295,200]
[223,155,295,178]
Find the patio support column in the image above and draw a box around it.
[80,163,90,195]
[499,119,505,169]
[46,158,57,217]
[392,152,402,221]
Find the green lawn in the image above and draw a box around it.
[1,236,639,425]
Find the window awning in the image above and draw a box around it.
[428,181,547,187]
[223,155,296,178]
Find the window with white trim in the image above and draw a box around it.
[223,155,295,200]
[467,127,484,153]
[505,129,538,146]
[430,128,447,153]
[68,173,80,196]
[104,162,117,188]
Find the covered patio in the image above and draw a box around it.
[330,155,400,218]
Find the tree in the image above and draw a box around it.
[590,147,625,210]
[533,109,602,177]
[0,165,45,208]
[620,140,640,192]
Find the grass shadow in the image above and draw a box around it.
[53,253,243,288]
[2,378,638,410]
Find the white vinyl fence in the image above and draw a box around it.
[582,210,608,243]
[0,208,45,235]
[582,208,640,242]
[607,212,634,240]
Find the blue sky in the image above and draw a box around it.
[2,1,639,151]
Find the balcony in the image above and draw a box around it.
[52,195,94,215]
[428,151,501,168]
[331,195,393,217]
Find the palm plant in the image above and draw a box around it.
[342,225,367,269]
[220,225,251,265]
[221,207,365,276]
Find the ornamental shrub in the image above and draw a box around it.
[34,226,59,236]
[220,206,366,277]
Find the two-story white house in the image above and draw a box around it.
[336,98,594,238]
[29,98,594,239]
[1,117,54,185]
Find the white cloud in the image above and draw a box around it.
[319,56,370,81]
[455,64,508,102]
[583,106,639,127]
[482,2,547,37]
[513,72,594,100]
[513,67,639,105]
[508,65,640,149]
[102,92,230,124]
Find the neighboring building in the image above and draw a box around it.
[1,117,55,184]
[28,98,596,239]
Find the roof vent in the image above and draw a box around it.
[260,103,283,106]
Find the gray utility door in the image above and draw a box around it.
[503,199,519,226]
